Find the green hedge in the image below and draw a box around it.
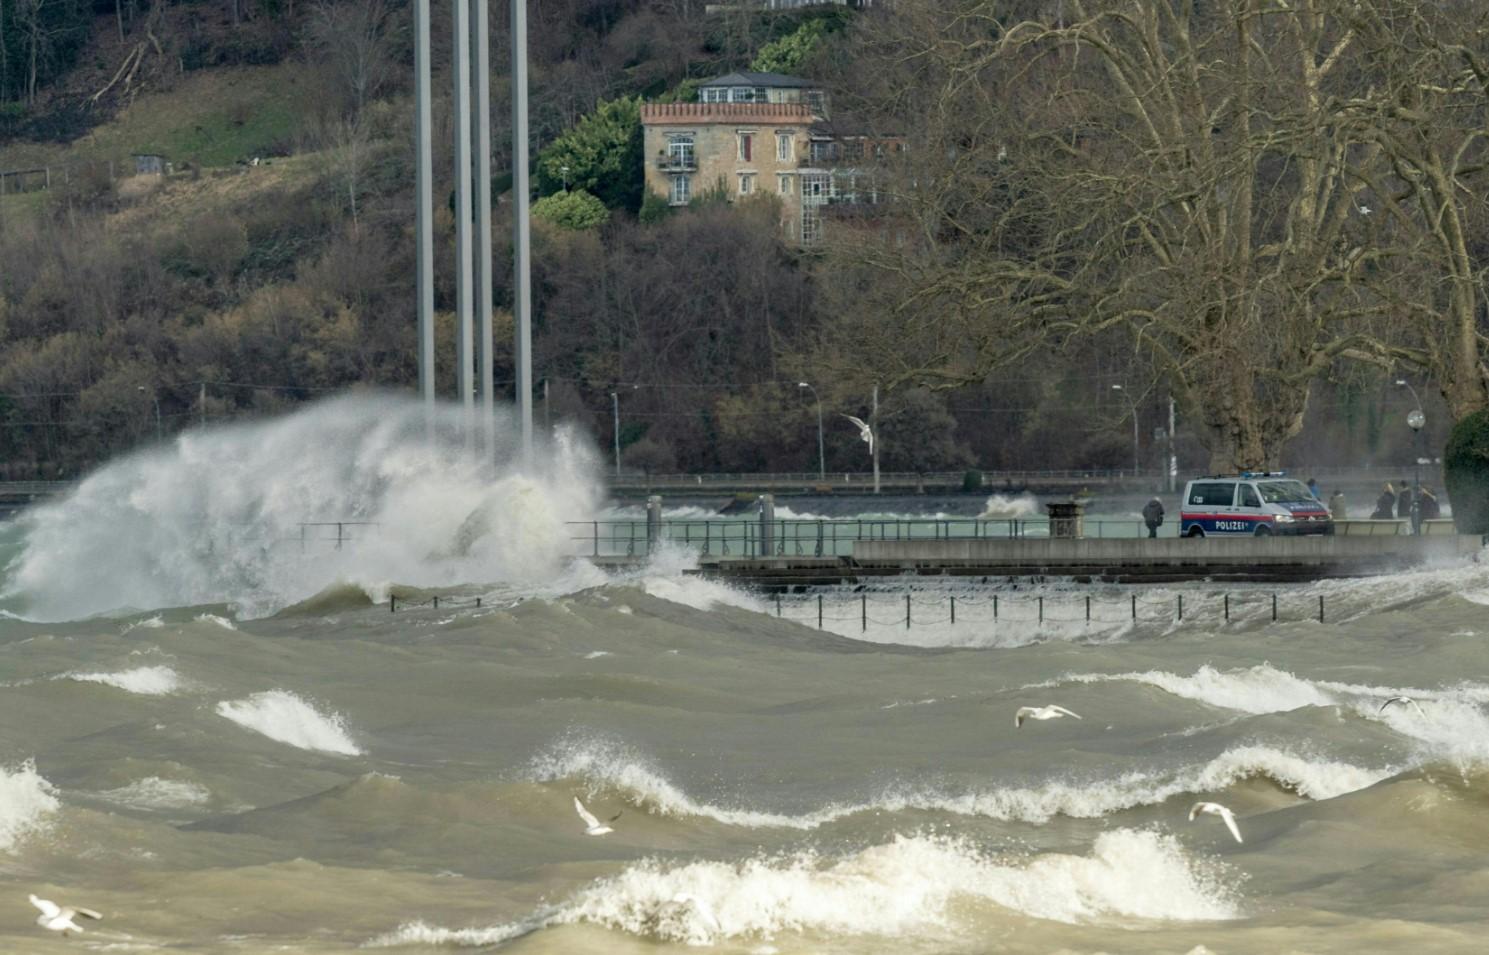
[1444,410,1489,534]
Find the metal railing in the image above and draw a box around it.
[571,517,1166,558]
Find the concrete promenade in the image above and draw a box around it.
[674,534,1486,588]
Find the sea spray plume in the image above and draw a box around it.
[2,393,603,620]
[214,690,363,755]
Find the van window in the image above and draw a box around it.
[1239,484,1261,508]
[1189,482,1235,507]
[1257,480,1313,503]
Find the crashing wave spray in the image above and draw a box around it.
[2,393,603,620]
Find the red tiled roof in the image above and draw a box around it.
[640,102,814,125]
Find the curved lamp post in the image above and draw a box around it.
[1396,379,1425,534]
[137,385,162,442]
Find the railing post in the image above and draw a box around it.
[1318,594,1324,623]
[950,595,955,625]
[817,594,823,629]
[1272,593,1277,622]
[1224,594,1229,622]
[993,594,998,619]
[593,520,599,558]
[1085,595,1090,621]
[905,593,911,629]
[1131,594,1136,620]
[1038,595,1043,623]
[1178,594,1183,620]
[646,495,662,551]
[390,594,396,612]
[862,593,867,632]
[776,593,782,617]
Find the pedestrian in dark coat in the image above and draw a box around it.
[1397,480,1414,519]
[1418,486,1441,521]
[1371,483,1396,520]
[1142,497,1165,538]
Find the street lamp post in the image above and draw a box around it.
[1397,379,1425,534]
[610,391,621,477]
[137,386,162,442]
[1112,384,1140,476]
[798,382,824,480]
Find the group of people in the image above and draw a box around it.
[1371,481,1441,521]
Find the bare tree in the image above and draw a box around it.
[306,0,400,119]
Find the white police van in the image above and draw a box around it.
[1180,472,1333,537]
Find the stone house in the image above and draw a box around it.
[641,71,899,244]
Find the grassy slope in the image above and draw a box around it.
[0,62,305,172]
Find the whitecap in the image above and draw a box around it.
[64,665,182,696]
[215,690,363,755]
[0,759,60,852]
[95,776,211,810]
[194,613,238,630]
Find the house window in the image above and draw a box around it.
[778,174,792,195]
[809,140,836,164]
[801,173,830,203]
[777,132,793,162]
[737,131,754,162]
[666,133,694,169]
[669,174,691,206]
[805,90,825,114]
[843,141,865,162]
[701,87,726,103]
[739,173,755,196]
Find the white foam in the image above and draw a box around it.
[2,393,604,621]
[0,759,60,852]
[371,831,1237,947]
[95,776,211,810]
[978,492,1041,519]
[120,615,165,633]
[64,665,182,696]
[1050,665,1336,714]
[194,613,237,630]
[215,690,363,755]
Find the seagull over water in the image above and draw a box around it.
[30,894,102,936]
[841,415,874,456]
[1189,802,1244,843]
[1015,704,1082,728]
[1379,696,1425,716]
[574,796,621,836]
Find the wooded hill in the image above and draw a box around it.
[0,0,1476,480]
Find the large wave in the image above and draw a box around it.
[369,829,1238,947]
[0,759,60,853]
[1,393,604,620]
[529,735,1387,830]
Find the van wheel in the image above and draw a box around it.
[1186,526,1205,538]
[1254,524,1273,537]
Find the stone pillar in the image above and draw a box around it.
[759,493,775,556]
[1046,500,1086,539]
[646,495,662,546]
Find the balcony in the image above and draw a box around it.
[655,154,697,172]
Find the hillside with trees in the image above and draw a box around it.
[1,0,1482,483]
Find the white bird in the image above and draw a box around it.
[841,414,874,456]
[1379,695,1425,716]
[1188,802,1243,843]
[1015,704,1082,728]
[574,796,621,836]
[1357,203,1372,215]
[29,894,102,936]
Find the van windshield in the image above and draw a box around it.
[1256,480,1314,504]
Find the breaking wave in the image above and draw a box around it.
[63,664,182,695]
[369,829,1238,947]
[214,690,362,755]
[0,760,60,852]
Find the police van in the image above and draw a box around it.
[1180,472,1333,537]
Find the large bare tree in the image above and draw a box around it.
[820,0,1405,470]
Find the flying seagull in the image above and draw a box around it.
[1015,704,1082,728]
[29,895,102,936]
[574,796,621,836]
[841,415,874,456]
[1188,802,1243,843]
[1379,696,1425,716]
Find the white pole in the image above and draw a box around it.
[872,383,881,494]
[511,0,534,457]
[414,0,435,418]
[1167,394,1177,492]
[473,0,495,458]
[452,0,475,432]
[611,392,621,476]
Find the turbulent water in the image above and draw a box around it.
[3,397,1489,953]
